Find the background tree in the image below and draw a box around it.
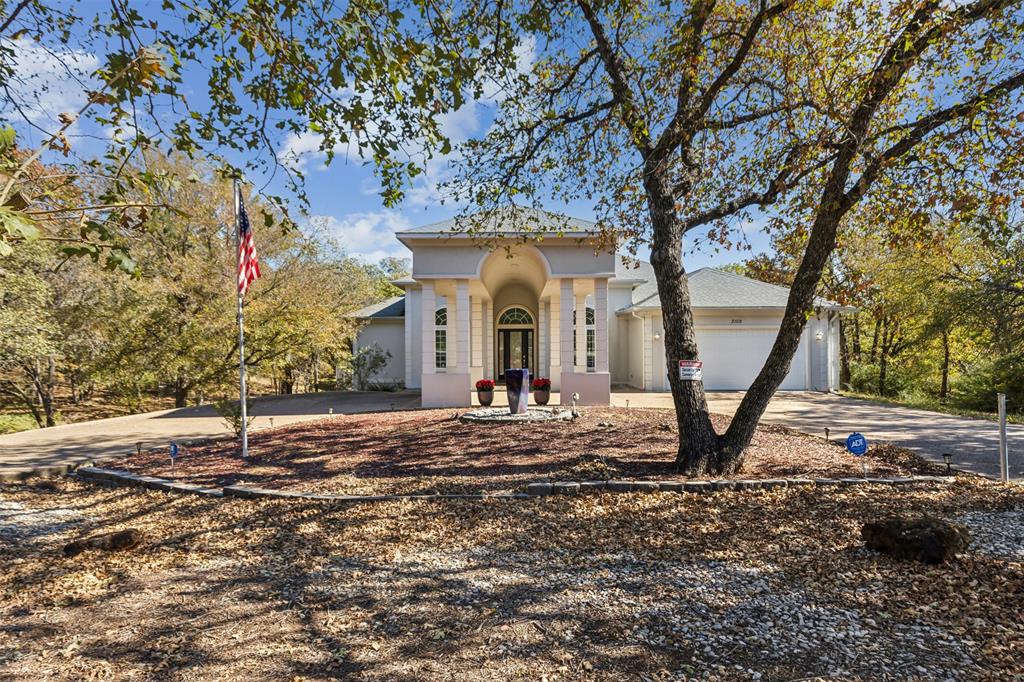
[0,153,402,428]
[0,0,512,264]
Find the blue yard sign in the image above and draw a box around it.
[170,441,179,460]
[846,432,868,457]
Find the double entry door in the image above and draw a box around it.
[497,329,534,381]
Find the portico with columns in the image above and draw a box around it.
[396,217,615,408]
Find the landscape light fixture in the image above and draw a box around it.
[815,330,824,341]
[942,453,953,474]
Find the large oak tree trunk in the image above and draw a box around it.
[722,185,849,454]
[644,171,722,474]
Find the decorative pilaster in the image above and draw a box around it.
[421,282,435,374]
[404,287,414,385]
[560,279,574,370]
[538,300,548,377]
[549,292,560,379]
[575,292,587,372]
[471,294,482,368]
[595,278,609,373]
[483,300,492,378]
[456,279,470,374]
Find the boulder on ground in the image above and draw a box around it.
[63,529,144,558]
[861,516,970,564]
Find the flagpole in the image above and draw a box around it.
[234,179,249,459]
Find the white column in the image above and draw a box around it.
[456,279,470,374]
[483,300,492,378]
[538,300,548,378]
[643,314,654,389]
[471,294,482,368]
[560,279,575,370]
[550,292,560,377]
[575,292,587,372]
[595,278,609,373]
[404,288,413,385]
[421,281,435,375]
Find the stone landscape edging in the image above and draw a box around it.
[0,459,98,483]
[70,466,957,503]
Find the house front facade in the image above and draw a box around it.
[354,209,847,407]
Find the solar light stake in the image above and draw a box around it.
[269,417,274,428]
[825,427,830,442]
[328,407,333,415]
[136,442,142,456]
[942,453,953,475]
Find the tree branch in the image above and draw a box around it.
[845,67,1024,209]
[679,145,834,231]
[576,0,652,155]
[651,0,795,165]
[0,0,31,36]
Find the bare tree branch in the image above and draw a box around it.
[576,0,653,155]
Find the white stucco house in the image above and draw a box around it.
[353,208,847,407]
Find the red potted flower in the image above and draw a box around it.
[531,377,551,406]
[475,379,495,406]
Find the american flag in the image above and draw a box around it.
[237,189,261,296]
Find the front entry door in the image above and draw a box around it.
[498,329,534,380]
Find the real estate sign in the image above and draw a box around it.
[678,360,703,381]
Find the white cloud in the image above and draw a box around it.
[315,210,412,262]
[277,130,329,171]
[0,38,99,128]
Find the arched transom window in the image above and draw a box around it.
[498,307,533,326]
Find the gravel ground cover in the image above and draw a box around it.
[0,477,1021,680]
[106,408,927,495]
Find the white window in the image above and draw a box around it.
[434,307,447,369]
[586,306,596,370]
[573,303,596,371]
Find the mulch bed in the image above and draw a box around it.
[107,408,929,495]
[0,478,1021,679]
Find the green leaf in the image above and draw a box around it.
[0,126,16,152]
[0,207,39,242]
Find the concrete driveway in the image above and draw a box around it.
[0,391,420,479]
[1,389,1018,480]
[615,390,1021,479]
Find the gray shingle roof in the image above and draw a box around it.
[351,296,405,319]
[358,262,844,320]
[398,206,599,235]
[621,263,842,311]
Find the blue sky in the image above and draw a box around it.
[4,1,772,269]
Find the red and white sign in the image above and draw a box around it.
[678,360,703,381]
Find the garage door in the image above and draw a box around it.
[694,328,807,391]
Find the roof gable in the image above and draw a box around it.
[397,206,599,237]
